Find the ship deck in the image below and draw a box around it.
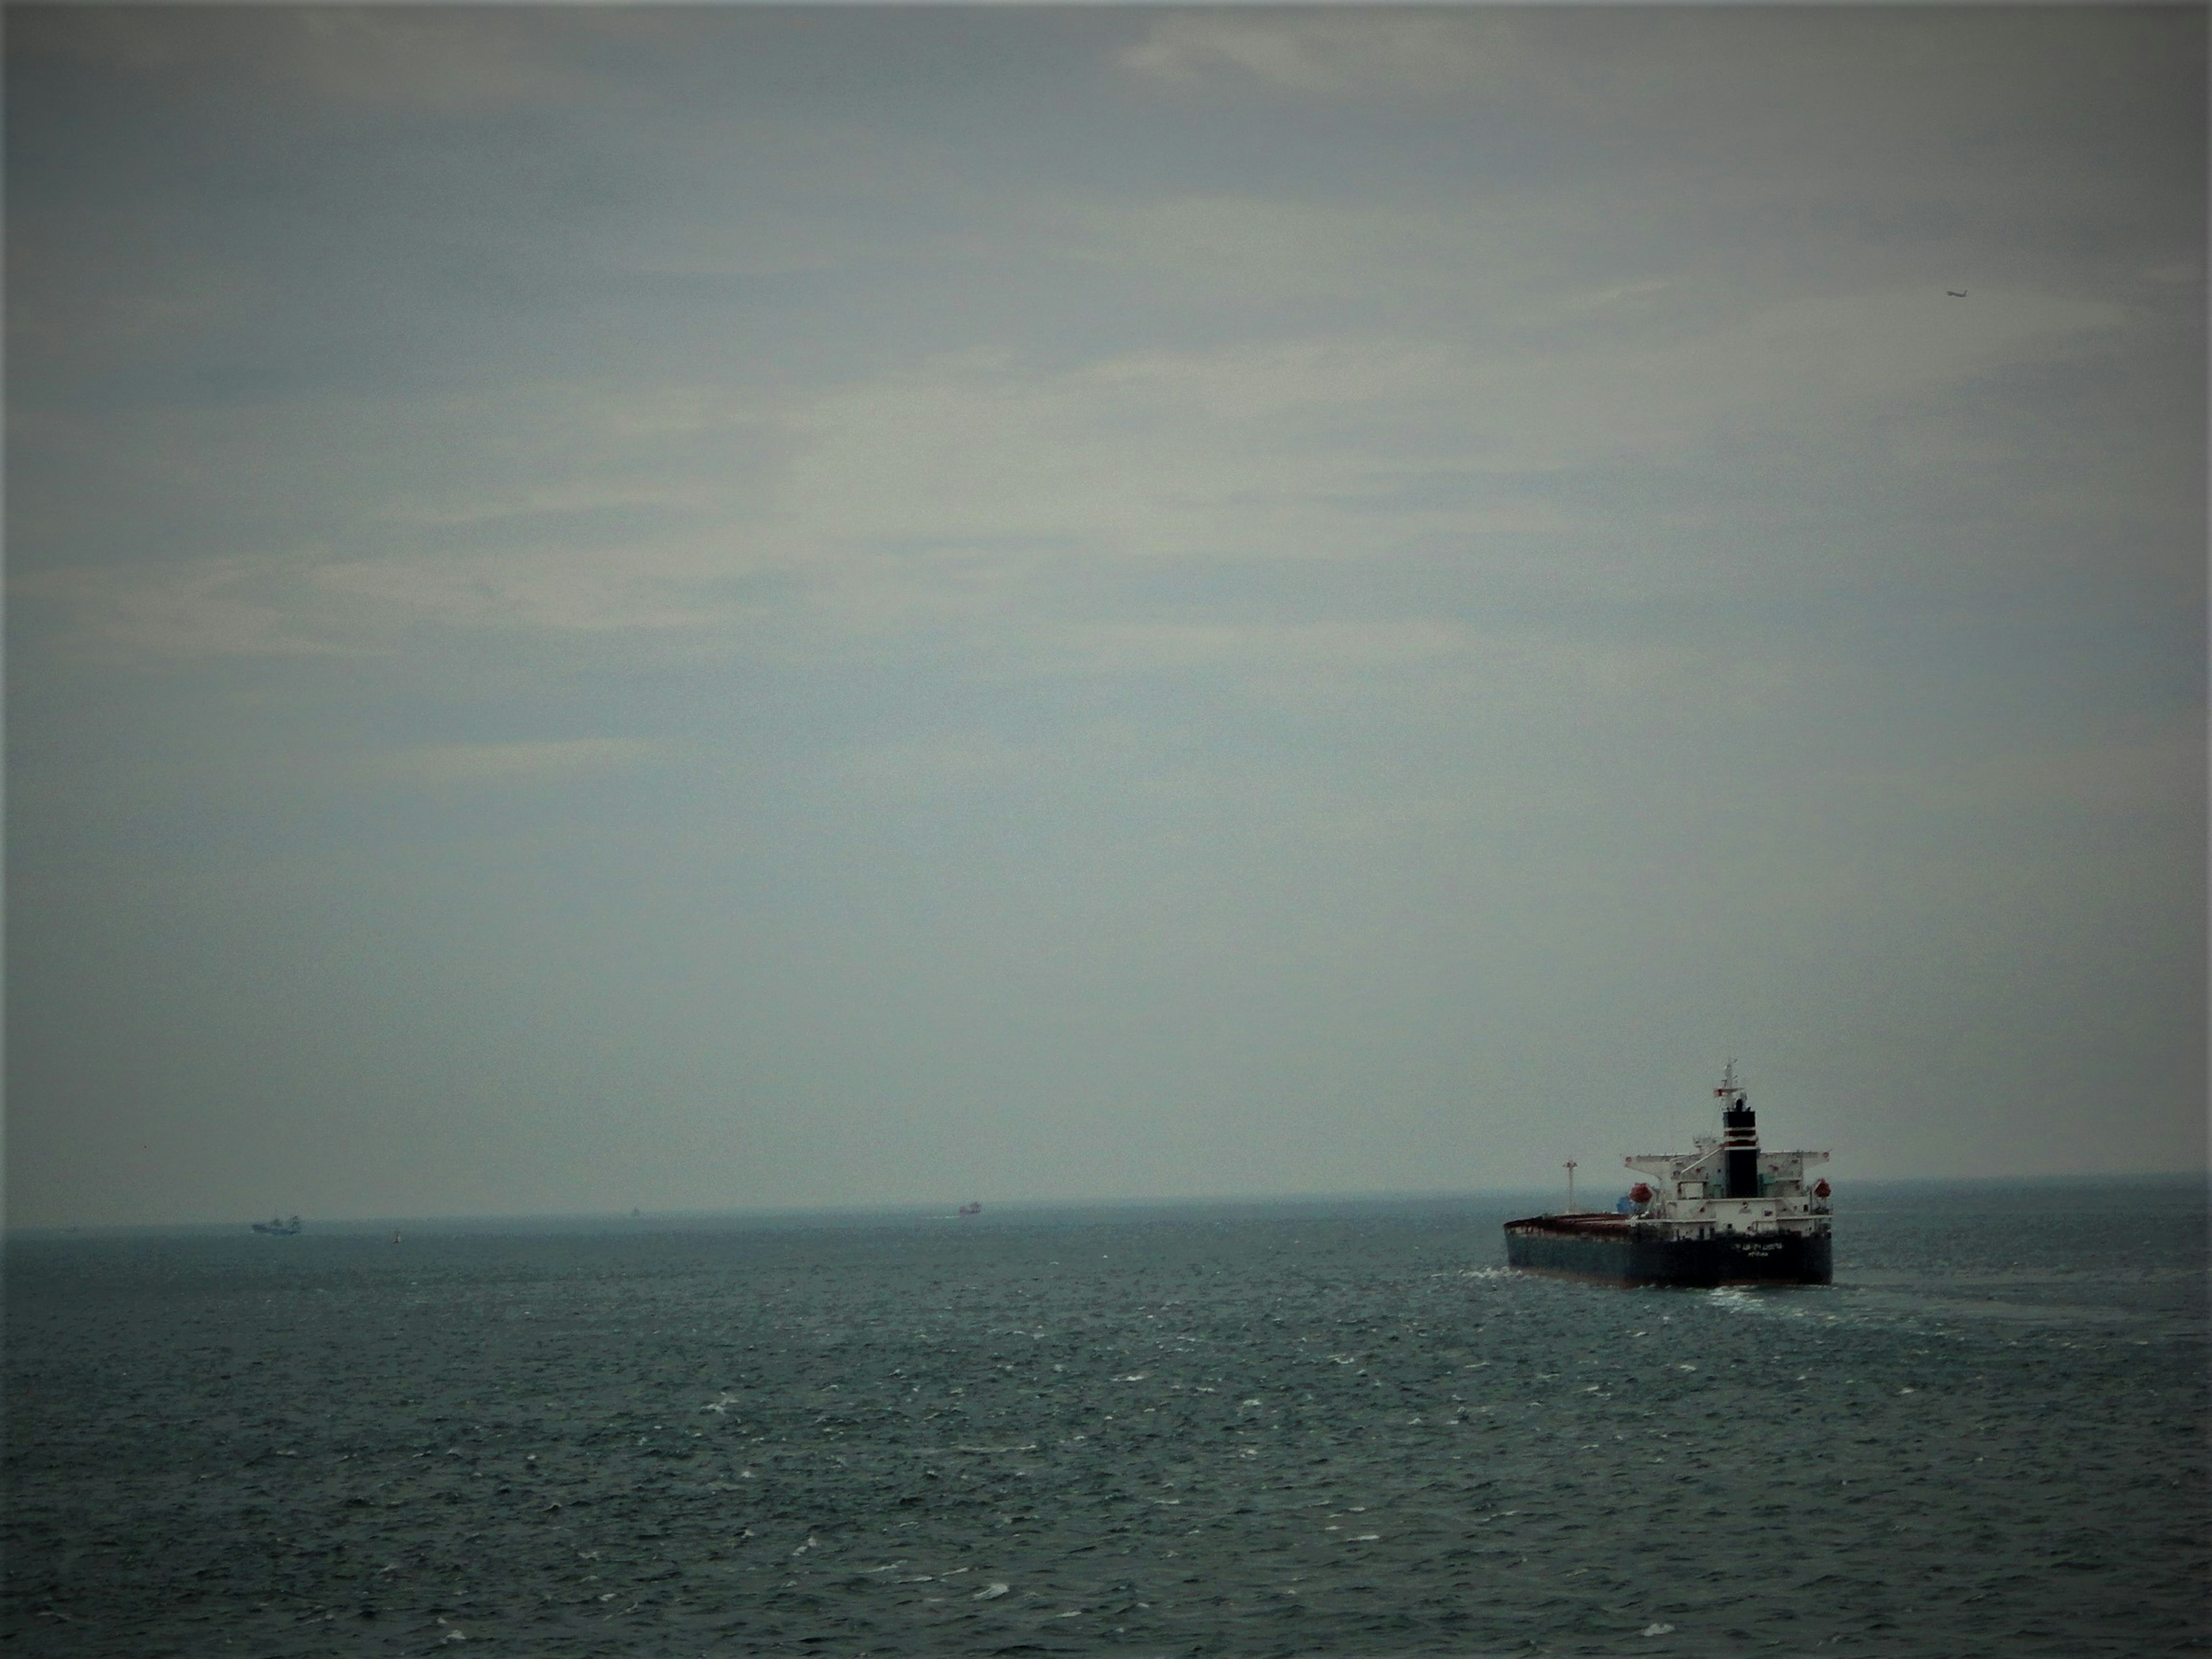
[1503,1213,1637,1236]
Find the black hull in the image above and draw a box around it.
[1503,1218,1830,1287]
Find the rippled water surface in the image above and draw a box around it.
[7,1180,2206,1657]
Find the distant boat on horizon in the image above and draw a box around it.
[250,1215,302,1237]
[957,1200,982,1218]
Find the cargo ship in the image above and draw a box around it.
[1503,1064,1831,1286]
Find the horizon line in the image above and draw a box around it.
[7,1168,2206,1238]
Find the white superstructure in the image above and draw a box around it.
[1619,1062,1830,1242]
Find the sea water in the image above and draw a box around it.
[5,1179,2205,1657]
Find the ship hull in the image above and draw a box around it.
[1503,1217,1830,1287]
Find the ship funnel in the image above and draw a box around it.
[1716,1061,1760,1199]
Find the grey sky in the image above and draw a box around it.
[7,6,2203,1228]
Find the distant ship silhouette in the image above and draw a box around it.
[251,1215,301,1236]
[957,1201,982,1217]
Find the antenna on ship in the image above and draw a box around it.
[1564,1158,1578,1213]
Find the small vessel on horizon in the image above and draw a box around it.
[957,1200,982,1217]
[1503,1063,1831,1286]
[250,1215,302,1237]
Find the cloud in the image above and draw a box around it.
[6,240,244,370]
[1053,620,1468,679]
[311,544,764,638]
[1064,195,1470,305]
[824,732,1035,798]
[1121,14,1523,99]
[20,536,771,668]
[368,737,675,789]
[12,559,359,665]
[17,8,586,117]
[1464,285,2131,475]
[1901,729,2207,829]
[1705,288,2128,404]
[777,282,2131,570]
[17,270,2140,676]
[775,338,1481,576]
[258,11,586,117]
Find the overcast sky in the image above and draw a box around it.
[7,5,2203,1228]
